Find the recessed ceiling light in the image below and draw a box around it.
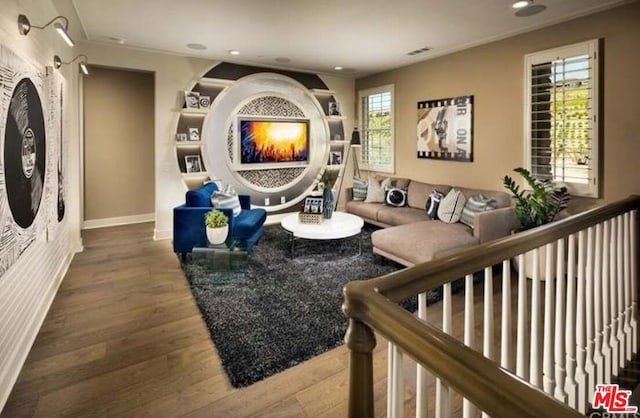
[228,50,240,55]
[515,4,547,16]
[512,0,530,9]
[187,43,207,50]
[334,66,343,71]
[108,36,126,44]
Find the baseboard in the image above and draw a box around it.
[0,250,73,411]
[82,213,154,230]
[154,228,171,241]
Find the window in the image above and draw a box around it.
[524,39,599,197]
[358,85,394,173]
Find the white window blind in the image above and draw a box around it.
[524,39,599,197]
[358,85,394,173]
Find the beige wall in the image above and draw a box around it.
[356,2,640,204]
[83,67,155,221]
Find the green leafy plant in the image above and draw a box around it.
[503,167,570,231]
[204,209,228,228]
[319,168,339,190]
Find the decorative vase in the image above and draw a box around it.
[323,188,334,219]
[206,225,229,246]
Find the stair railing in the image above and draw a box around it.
[343,195,639,417]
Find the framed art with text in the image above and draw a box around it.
[416,95,473,162]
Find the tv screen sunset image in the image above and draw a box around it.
[240,119,309,164]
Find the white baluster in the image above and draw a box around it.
[390,343,404,418]
[616,215,627,367]
[631,211,638,355]
[575,230,587,414]
[554,238,568,402]
[530,248,542,388]
[609,217,620,376]
[601,220,612,383]
[584,227,596,402]
[623,212,633,361]
[416,292,428,418]
[516,254,529,380]
[501,260,513,371]
[593,223,605,386]
[543,243,556,395]
[565,234,578,409]
[484,267,494,361]
[463,274,477,418]
[435,283,452,418]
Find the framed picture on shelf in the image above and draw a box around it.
[176,133,187,142]
[330,151,342,165]
[328,101,340,116]
[188,127,200,141]
[184,91,200,109]
[198,96,211,109]
[184,155,203,173]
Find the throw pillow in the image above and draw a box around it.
[460,194,498,228]
[385,187,408,207]
[425,190,444,219]
[211,191,241,217]
[438,188,467,224]
[352,177,368,201]
[364,176,391,203]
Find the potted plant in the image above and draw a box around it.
[204,209,229,245]
[503,167,570,279]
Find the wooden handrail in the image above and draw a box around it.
[369,195,640,303]
[343,195,640,416]
[344,283,583,418]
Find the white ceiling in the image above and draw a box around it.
[68,0,632,77]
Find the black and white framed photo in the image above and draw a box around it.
[330,151,342,165]
[184,90,200,109]
[198,95,211,109]
[303,196,324,214]
[184,155,203,173]
[416,95,473,162]
[176,133,187,142]
[188,127,200,141]
[328,101,340,116]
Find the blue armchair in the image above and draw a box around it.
[173,182,267,258]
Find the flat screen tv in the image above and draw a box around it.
[238,117,309,166]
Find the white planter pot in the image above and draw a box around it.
[206,225,229,245]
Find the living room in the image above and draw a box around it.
[0,0,639,416]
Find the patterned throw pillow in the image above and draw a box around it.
[460,194,498,228]
[352,177,368,201]
[364,176,391,203]
[384,187,408,207]
[438,188,467,224]
[425,190,444,219]
[211,191,241,217]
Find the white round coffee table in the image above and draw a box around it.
[280,211,364,257]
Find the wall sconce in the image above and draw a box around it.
[18,14,75,47]
[54,54,89,75]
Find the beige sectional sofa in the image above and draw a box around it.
[346,179,516,266]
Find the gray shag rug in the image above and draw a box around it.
[181,224,405,388]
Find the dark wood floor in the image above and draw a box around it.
[2,222,506,417]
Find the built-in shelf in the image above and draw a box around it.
[329,140,347,145]
[326,115,346,121]
[181,172,209,177]
[310,88,336,96]
[181,108,209,115]
[199,77,235,87]
[175,141,202,146]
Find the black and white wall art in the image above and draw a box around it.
[0,46,51,276]
[417,95,474,162]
